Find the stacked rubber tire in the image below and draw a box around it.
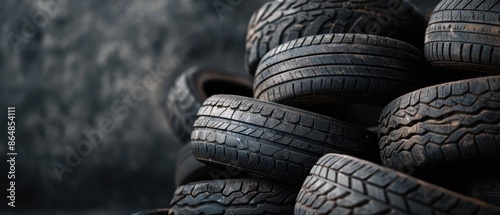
[294,0,500,214]
[135,0,500,214]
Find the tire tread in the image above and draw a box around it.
[295,154,500,214]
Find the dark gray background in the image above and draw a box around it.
[0,0,438,214]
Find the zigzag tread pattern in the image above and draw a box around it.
[192,95,378,183]
[378,76,500,172]
[253,34,427,107]
[245,0,425,75]
[424,0,500,73]
[294,154,500,215]
[169,179,297,215]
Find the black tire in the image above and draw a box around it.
[295,154,500,215]
[254,34,427,126]
[192,95,378,186]
[175,144,213,186]
[131,209,169,215]
[379,76,500,173]
[164,67,253,143]
[468,176,500,207]
[245,0,426,75]
[175,144,250,186]
[424,0,500,73]
[169,179,297,215]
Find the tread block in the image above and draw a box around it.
[170,179,297,215]
[193,95,378,185]
[425,0,500,73]
[379,76,500,171]
[295,154,500,215]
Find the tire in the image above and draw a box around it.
[175,144,213,186]
[245,0,426,75]
[295,154,500,215]
[175,144,250,186]
[379,76,500,173]
[168,179,297,215]
[164,67,253,143]
[253,34,427,126]
[131,209,169,215]
[191,95,379,186]
[468,176,500,207]
[424,0,500,74]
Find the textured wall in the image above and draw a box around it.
[0,0,438,213]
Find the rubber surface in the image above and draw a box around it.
[424,0,500,73]
[468,176,500,207]
[254,34,427,112]
[164,67,253,143]
[169,179,297,215]
[175,144,213,186]
[131,209,169,215]
[295,153,500,215]
[379,76,500,172]
[175,144,250,186]
[192,95,378,185]
[245,0,425,75]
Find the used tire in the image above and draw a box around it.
[295,154,500,215]
[164,67,253,143]
[254,34,427,126]
[245,0,426,75]
[192,95,378,185]
[424,0,500,73]
[175,144,250,186]
[131,209,169,215]
[379,76,500,172]
[175,144,213,186]
[169,179,297,215]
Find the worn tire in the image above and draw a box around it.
[424,0,500,73]
[379,76,500,173]
[295,154,500,215]
[131,209,169,215]
[245,0,425,75]
[175,144,213,186]
[168,179,297,215]
[191,95,378,185]
[175,144,250,186]
[254,34,427,126]
[164,67,253,143]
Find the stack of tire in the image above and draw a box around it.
[294,0,500,214]
[133,0,500,214]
